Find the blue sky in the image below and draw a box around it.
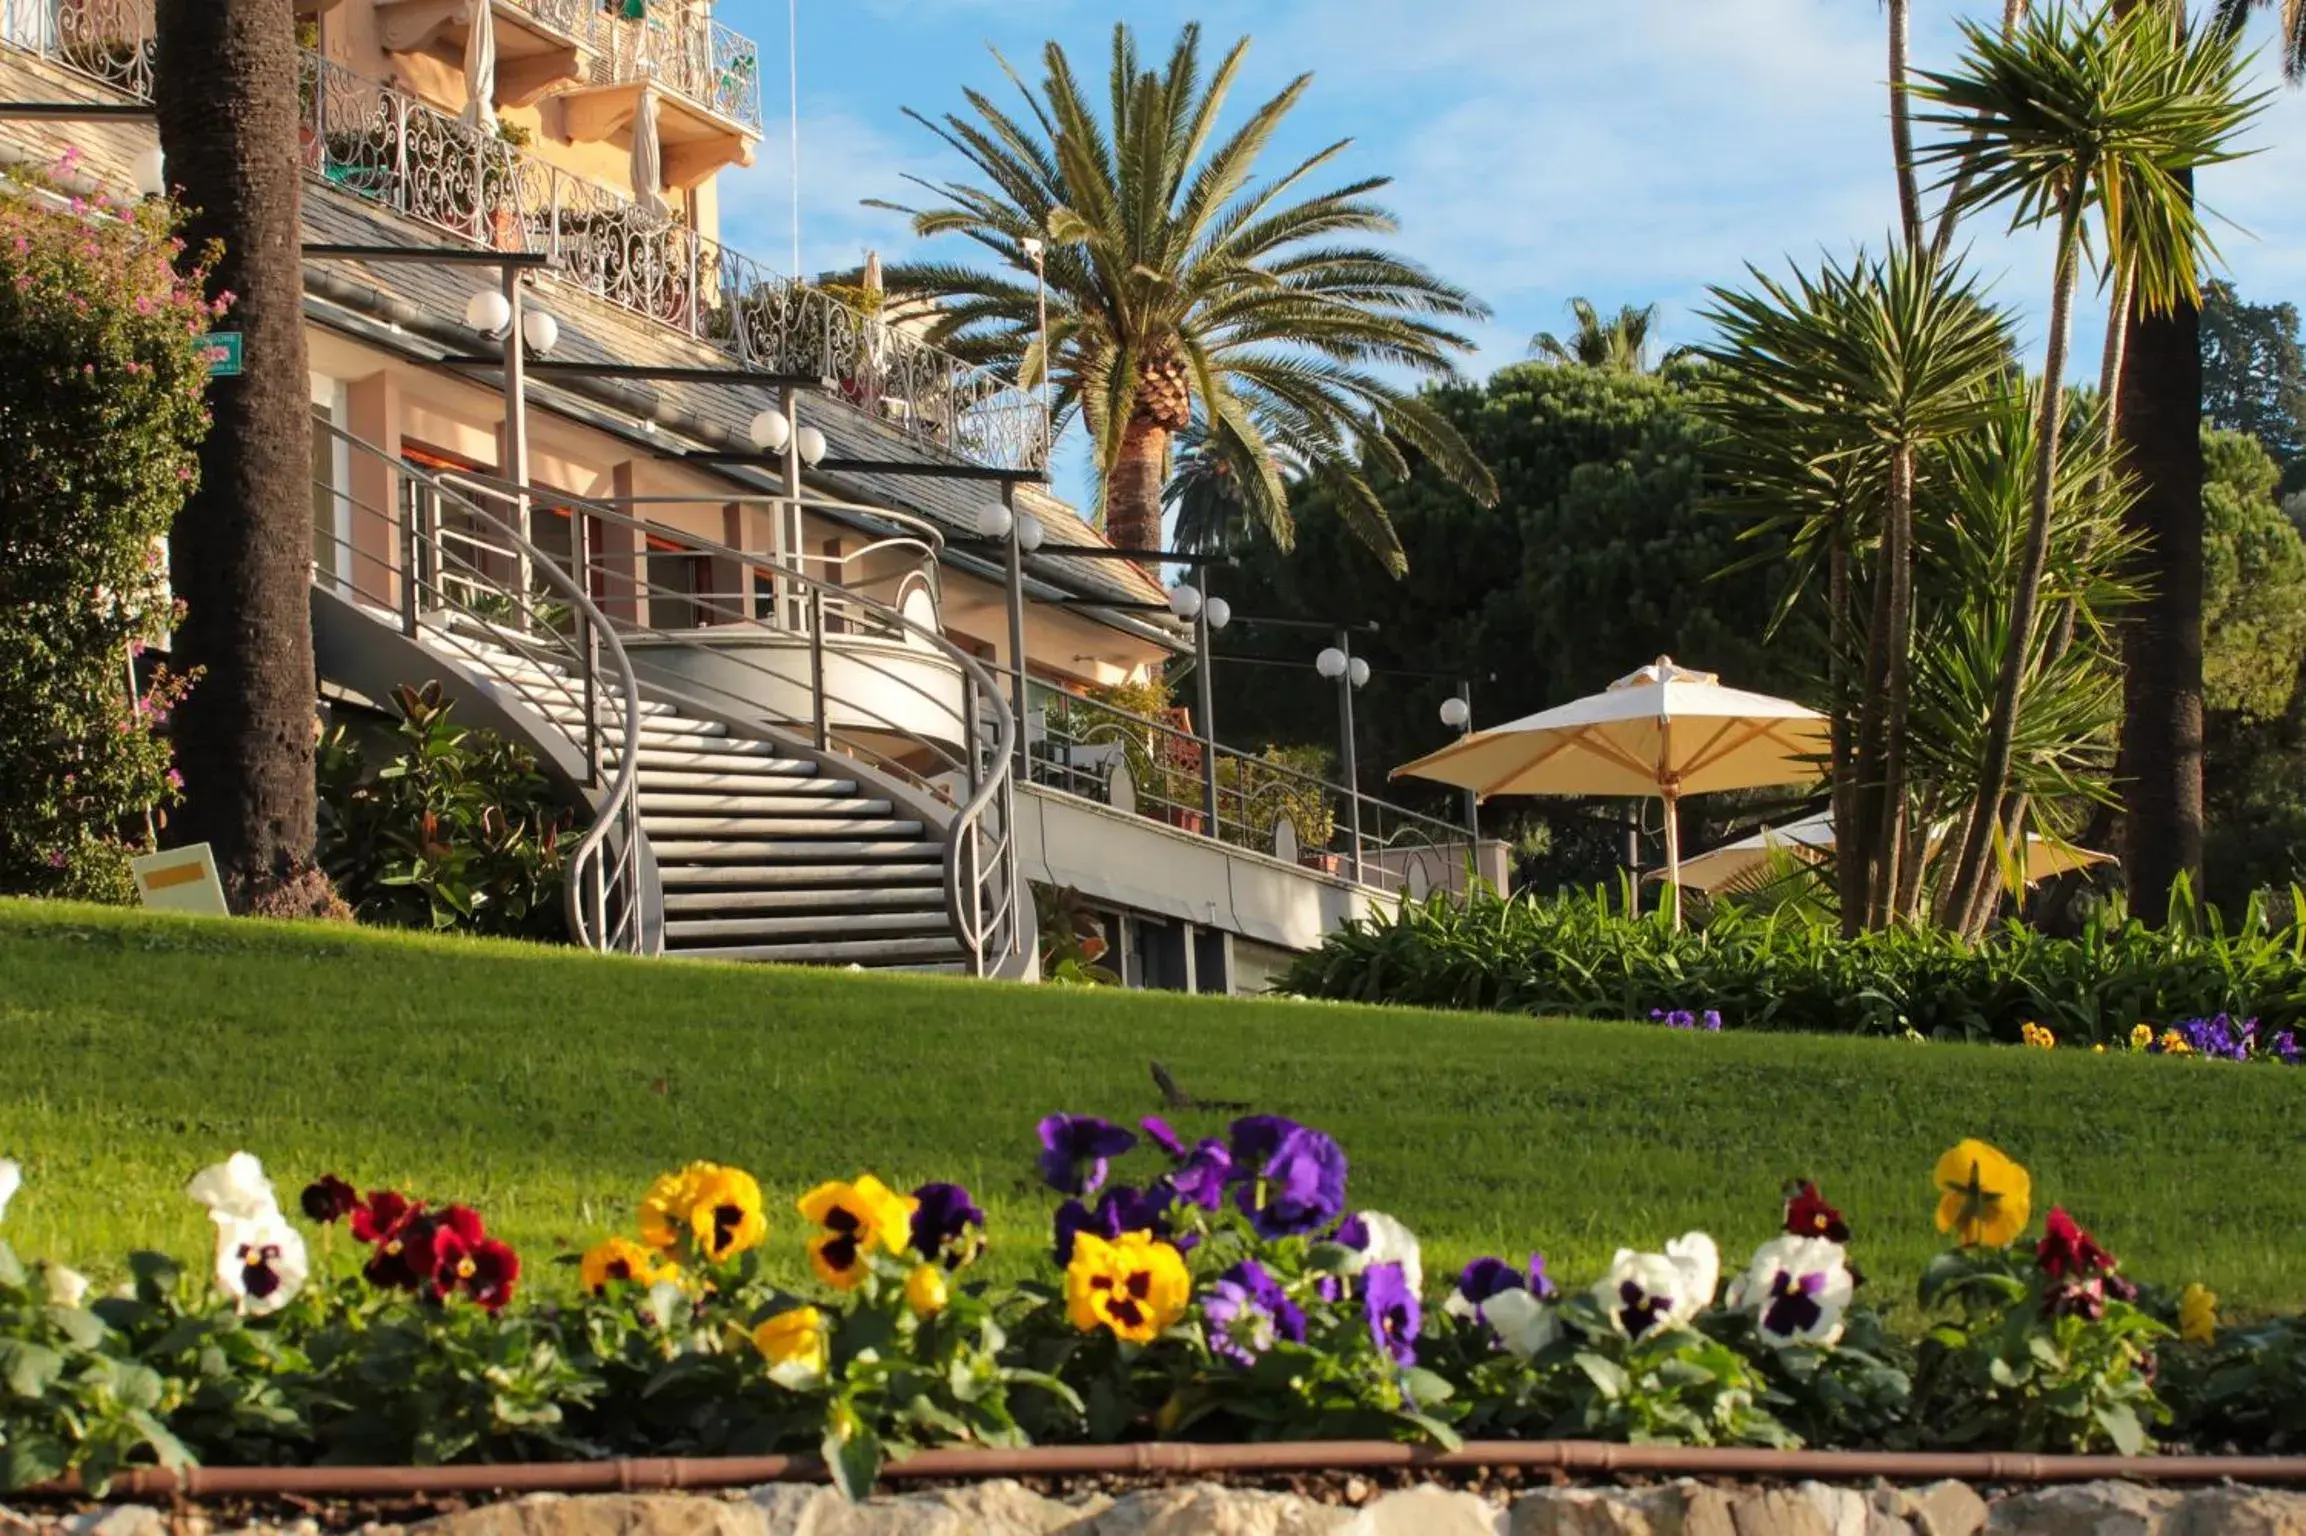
[708,0,2306,500]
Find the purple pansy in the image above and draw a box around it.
[1052,1184,1176,1264]
[1037,1113,1138,1197]
[909,1181,986,1269]
[1203,1259,1306,1366]
[1141,1116,1186,1156]
[1362,1260,1421,1368]
[1170,1139,1233,1211]
[1229,1116,1348,1240]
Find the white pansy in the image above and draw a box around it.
[1664,1231,1720,1324]
[768,1355,824,1391]
[1353,1212,1422,1296]
[186,1152,280,1226]
[43,1264,89,1310]
[214,1210,308,1317]
[1481,1286,1561,1357]
[0,1158,20,1223]
[1729,1235,1854,1349]
[1595,1231,1720,1340]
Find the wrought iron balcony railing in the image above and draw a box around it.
[570,5,763,135]
[0,9,1045,474]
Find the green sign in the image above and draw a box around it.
[196,332,243,378]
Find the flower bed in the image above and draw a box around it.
[5,1114,2305,1500]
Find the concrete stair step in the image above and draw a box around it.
[657,860,944,887]
[664,909,954,942]
[639,769,860,795]
[640,815,925,840]
[638,791,893,818]
[650,840,940,864]
[661,886,944,914]
[666,935,969,966]
[634,745,817,773]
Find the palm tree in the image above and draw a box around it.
[1530,298,1674,372]
[1910,2,2260,928]
[2214,0,2306,78]
[154,0,323,910]
[877,24,1497,571]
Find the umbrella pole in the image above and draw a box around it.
[1663,786,1683,931]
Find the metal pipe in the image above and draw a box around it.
[36,1442,2306,1502]
[502,264,532,615]
[1337,628,1363,884]
[1004,483,1029,782]
[1456,680,1478,845]
[1194,568,1219,838]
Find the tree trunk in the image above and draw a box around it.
[1829,539,1863,933]
[1942,192,2088,922]
[1889,0,1922,250]
[1107,415,1169,556]
[1847,529,1895,936]
[2115,171,2206,926]
[155,0,319,907]
[1869,447,1917,928]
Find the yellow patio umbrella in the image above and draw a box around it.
[1391,657,1828,927]
[1673,811,2111,896]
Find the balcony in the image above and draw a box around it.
[0,12,1045,476]
[368,0,587,110]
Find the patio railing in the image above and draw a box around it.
[1029,689,1487,894]
[574,6,762,134]
[0,6,1046,473]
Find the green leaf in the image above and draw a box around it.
[2096,1401,2147,1456]
[0,1240,25,1290]
[825,1422,884,1503]
[1574,1351,1630,1399]
[1399,1367,1455,1406]
[46,1306,106,1351]
[0,1341,62,1398]
[0,1433,69,1491]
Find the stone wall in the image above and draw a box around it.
[24,1477,2306,1536]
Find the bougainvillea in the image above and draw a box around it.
[0,156,215,900]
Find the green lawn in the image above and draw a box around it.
[1,899,2299,1318]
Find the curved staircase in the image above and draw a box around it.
[312,429,1029,978]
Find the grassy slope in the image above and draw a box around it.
[1,899,2300,1316]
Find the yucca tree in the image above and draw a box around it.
[1529,299,1675,373]
[875,24,1497,570]
[1700,247,2014,931]
[2214,0,2306,78]
[1910,2,2261,929]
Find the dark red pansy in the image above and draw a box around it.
[1783,1181,1850,1243]
[300,1174,359,1224]
[350,1189,420,1245]
[461,1238,520,1312]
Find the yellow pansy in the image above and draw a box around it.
[2130,1023,2155,1052]
[798,1175,917,1290]
[751,1306,828,1388]
[904,1263,950,1318]
[686,1165,769,1261]
[1064,1229,1191,1344]
[2179,1283,2219,1346]
[1932,1138,2032,1248]
[580,1235,680,1294]
[2020,1022,2055,1050]
[637,1161,767,1262]
[2160,1030,2193,1056]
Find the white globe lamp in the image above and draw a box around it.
[130,146,166,199]
[1439,695,1472,730]
[1016,514,1045,552]
[1166,585,1204,621]
[464,288,513,338]
[520,309,560,357]
[1315,647,1347,681]
[1348,656,1372,689]
[974,502,1013,540]
[1203,596,1231,631]
[748,408,791,454]
[795,425,828,466]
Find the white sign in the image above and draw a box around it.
[130,843,230,917]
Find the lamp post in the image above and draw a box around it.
[1316,633,1366,883]
[978,491,1039,778]
[1168,578,1229,836]
[1021,234,1051,470]
[466,272,555,617]
[1439,686,1477,843]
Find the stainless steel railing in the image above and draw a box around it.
[421,469,1026,976]
[313,424,651,955]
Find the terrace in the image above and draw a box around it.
[2,4,1048,476]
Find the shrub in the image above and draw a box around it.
[0,162,215,900]
[316,682,575,941]
[1280,885,2306,1044]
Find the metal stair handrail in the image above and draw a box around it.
[314,424,651,955]
[422,467,1026,976]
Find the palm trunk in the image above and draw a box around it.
[1889,0,1922,250]
[1869,447,1917,927]
[2114,173,2206,926]
[1927,0,2033,265]
[1829,539,1863,932]
[1848,527,1896,935]
[155,0,319,909]
[1108,416,1170,556]
[1942,191,2088,923]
